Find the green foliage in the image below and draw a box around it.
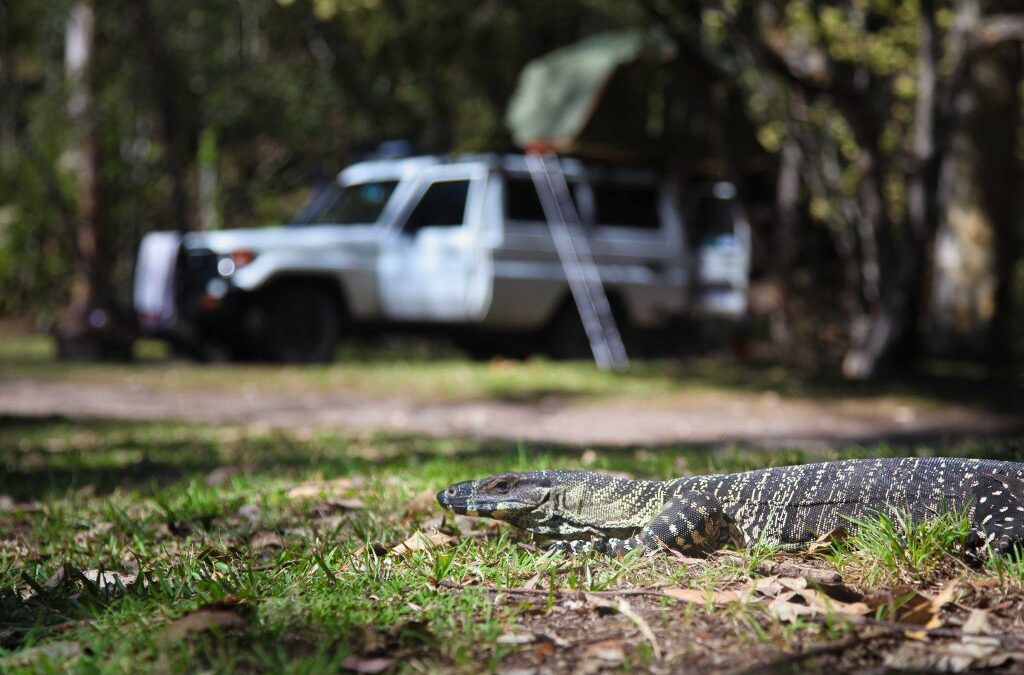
[0,0,642,316]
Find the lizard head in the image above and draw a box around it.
[437,471,554,528]
[437,470,655,537]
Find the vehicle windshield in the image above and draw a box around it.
[291,180,398,225]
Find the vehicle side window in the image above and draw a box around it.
[592,184,660,230]
[402,179,469,235]
[505,177,582,223]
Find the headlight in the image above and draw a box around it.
[217,249,257,277]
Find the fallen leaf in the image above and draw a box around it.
[768,588,870,622]
[251,531,284,551]
[893,581,959,630]
[581,643,626,671]
[389,531,454,555]
[497,633,535,645]
[317,497,366,512]
[204,466,239,486]
[286,478,364,500]
[532,638,557,661]
[883,610,1013,674]
[341,655,394,673]
[0,641,81,668]
[806,527,849,554]
[163,603,246,640]
[971,577,1001,590]
[662,587,748,605]
[537,630,571,648]
[82,569,137,595]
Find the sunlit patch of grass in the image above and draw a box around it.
[823,509,973,586]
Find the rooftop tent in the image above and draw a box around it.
[506,31,762,169]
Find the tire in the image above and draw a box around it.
[544,301,596,360]
[545,297,633,361]
[245,283,340,363]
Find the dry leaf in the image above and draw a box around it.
[883,611,1012,674]
[0,641,81,668]
[323,497,366,511]
[497,633,536,645]
[768,588,870,622]
[163,604,246,640]
[971,577,1001,590]
[82,569,137,595]
[389,531,454,555]
[806,527,849,553]
[251,531,284,551]
[533,638,557,661]
[582,639,625,669]
[662,587,748,605]
[286,478,363,500]
[894,581,959,629]
[341,655,394,673]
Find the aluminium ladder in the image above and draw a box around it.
[526,151,629,372]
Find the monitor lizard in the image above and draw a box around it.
[436,457,1024,556]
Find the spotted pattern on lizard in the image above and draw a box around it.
[436,457,1024,556]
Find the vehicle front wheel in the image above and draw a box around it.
[245,283,340,363]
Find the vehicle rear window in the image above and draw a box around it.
[505,177,582,222]
[592,184,661,230]
[402,180,470,235]
[298,181,398,225]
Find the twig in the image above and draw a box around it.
[433,579,669,599]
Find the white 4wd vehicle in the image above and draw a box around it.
[134,154,750,362]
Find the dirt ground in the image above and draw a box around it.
[2,375,1020,447]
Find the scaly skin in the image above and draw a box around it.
[436,458,1024,556]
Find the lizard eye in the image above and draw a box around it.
[491,479,513,493]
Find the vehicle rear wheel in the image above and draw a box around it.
[246,283,340,363]
[545,297,632,361]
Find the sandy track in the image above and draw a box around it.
[2,376,1021,447]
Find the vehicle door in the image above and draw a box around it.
[378,164,489,321]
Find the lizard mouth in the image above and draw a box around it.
[436,481,539,516]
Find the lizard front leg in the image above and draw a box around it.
[548,493,726,557]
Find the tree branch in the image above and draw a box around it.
[975,13,1024,47]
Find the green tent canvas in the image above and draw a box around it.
[506,31,762,168]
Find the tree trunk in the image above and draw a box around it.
[987,46,1023,371]
[842,3,941,379]
[926,11,1021,370]
[53,0,132,360]
[770,106,803,355]
[133,0,195,232]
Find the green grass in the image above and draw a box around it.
[2,331,1018,411]
[3,417,1024,672]
[823,510,974,586]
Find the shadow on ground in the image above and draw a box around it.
[2,414,1023,502]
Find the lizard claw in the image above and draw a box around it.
[545,540,593,555]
